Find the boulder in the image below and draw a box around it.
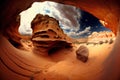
[76,45,89,62]
[109,38,114,44]
[99,41,104,45]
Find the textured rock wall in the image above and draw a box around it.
[31,14,72,54]
[0,0,120,80]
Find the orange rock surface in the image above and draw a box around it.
[0,0,120,80]
[31,14,72,54]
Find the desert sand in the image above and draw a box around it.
[0,35,115,80]
[0,14,116,80]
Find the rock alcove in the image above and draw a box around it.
[0,0,120,80]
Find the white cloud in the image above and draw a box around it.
[67,26,91,38]
[19,1,81,35]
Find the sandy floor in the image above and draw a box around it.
[0,36,115,80]
[46,43,114,80]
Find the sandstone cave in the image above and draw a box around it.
[0,0,120,80]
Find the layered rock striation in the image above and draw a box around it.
[88,31,115,44]
[31,14,72,54]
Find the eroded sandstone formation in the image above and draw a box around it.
[31,14,72,55]
[89,31,115,39]
[88,31,116,44]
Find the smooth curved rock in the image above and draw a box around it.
[0,0,120,80]
[76,45,89,62]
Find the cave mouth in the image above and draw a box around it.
[18,1,113,39]
[10,1,115,48]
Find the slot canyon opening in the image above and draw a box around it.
[0,0,120,80]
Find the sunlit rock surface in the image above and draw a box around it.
[88,31,115,43]
[31,14,72,54]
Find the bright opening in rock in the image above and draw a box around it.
[10,1,115,58]
[19,1,81,37]
[17,1,115,47]
[5,1,115,52]
[19,1,114,39]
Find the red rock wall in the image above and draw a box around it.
[0,0,120,80]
